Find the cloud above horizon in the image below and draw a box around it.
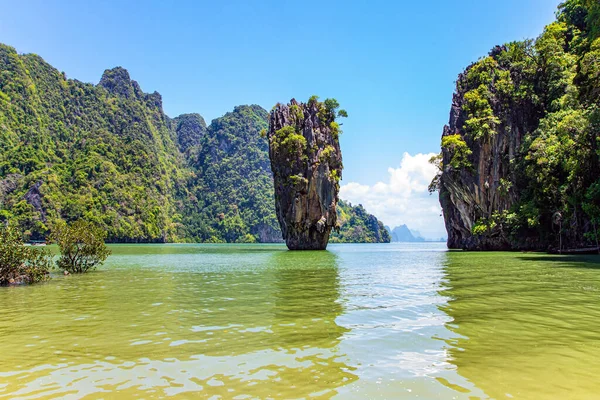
[340,152,446,239]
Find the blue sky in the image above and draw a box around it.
[0,0,561,237]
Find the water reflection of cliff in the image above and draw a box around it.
[162,248,357,397]
[0,246,357,399]
[269,250,346,347]
[438,251,600,400]
[263,250,357,397]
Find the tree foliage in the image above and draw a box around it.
[182,105,281,243]
[0,224,52,285]
[330,200,391,243]
[51,219,111,273]
[441,135,473,169]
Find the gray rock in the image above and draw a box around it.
[438,48,541,250]
[268,99,343,250]
[24,181,46,222]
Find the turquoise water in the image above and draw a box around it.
[0,243,599,399]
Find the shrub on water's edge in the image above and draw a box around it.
[50,219,111,274]
[0,224,52,285]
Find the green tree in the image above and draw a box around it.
[441,135,473,169]
[51,220,111,273]
[583,181,600,250]
[0,224,52,285]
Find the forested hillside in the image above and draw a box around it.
[330,200,391,243]
[0,44,388,243]
[0,50,183,242]
[181,105,281,243]
[435,0,600,250]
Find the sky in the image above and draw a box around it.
[0,0,561,238]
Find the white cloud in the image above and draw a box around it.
[340,152,446,239]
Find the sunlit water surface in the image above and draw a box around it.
[1,243,599,399]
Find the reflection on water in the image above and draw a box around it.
[439,252,600,400]
[2,243,600,398]
[0,245,355,399]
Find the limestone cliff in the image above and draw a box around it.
[438,46,542,250]
[437,4,600,252]
[268,98,344,250]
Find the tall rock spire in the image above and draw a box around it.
[267,97,345,250]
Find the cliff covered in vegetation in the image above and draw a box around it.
[0,44,387,243]
[267,98,344,250]
[330,200,391,243]
[434,0,600,251]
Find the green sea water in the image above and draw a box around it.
[0,243,599,399]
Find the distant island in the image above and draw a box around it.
[0,44,389,244]
[385,225,446,243]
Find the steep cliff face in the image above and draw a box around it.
[438,1,600,251]
[439,46,542,250]
[0,45,183,242]
[268,98,344,250]
[183,105,282,243]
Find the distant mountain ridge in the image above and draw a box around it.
[385,225,446,242]
[387,225,424,242]
[0,43,389,244]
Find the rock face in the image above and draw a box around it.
[438,47,542,250]
[437,9,600,251]
[24,181,45,222]
[99,67,138,99]
[171,113,207,153]
[268,98,343,250]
